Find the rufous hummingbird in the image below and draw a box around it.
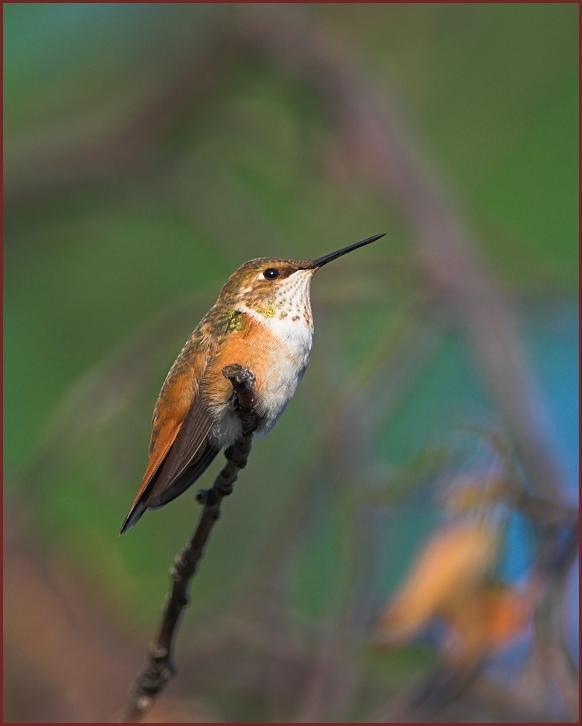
[121,233,384,533]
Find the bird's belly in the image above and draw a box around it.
[205,314,312,448]
[255,347,310,433]
[254,315,313,432]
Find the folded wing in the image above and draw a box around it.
[120,332,217,533]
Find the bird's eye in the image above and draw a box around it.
[263,268,280,280]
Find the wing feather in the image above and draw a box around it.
[120,327,213,532]
[147,443,219,509]
[145,395,216,504]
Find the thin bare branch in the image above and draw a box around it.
[124,364,259,722]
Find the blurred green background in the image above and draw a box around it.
[4,3,578,722]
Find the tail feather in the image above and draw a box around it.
[148,445,219,509]
[119,443,220,534]
[120,499,148,534]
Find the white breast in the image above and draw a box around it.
[239,304,313,432]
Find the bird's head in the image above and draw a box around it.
[217,233,385,321]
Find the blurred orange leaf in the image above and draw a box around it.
[440,581,530,665]
[378,522,499,644]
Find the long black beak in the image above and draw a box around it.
[309,232,385,269]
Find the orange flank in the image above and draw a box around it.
[120,332,211,532]
[122,312,279,531]
[201,312,281,411]
[130,369,197,509]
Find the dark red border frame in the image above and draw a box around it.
[0,1,579,725]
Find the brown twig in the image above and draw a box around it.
[124,364,259,722]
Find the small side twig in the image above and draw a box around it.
[124,364,259,722]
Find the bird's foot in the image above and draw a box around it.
[222,364,256,412]
[222,363,255,391]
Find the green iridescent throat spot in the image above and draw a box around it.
[255,299,277,318]
[226,310,245,333]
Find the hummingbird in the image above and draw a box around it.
[121,233,384,533]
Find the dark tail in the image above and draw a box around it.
[119,444,219,534]
[120,499,148,534]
